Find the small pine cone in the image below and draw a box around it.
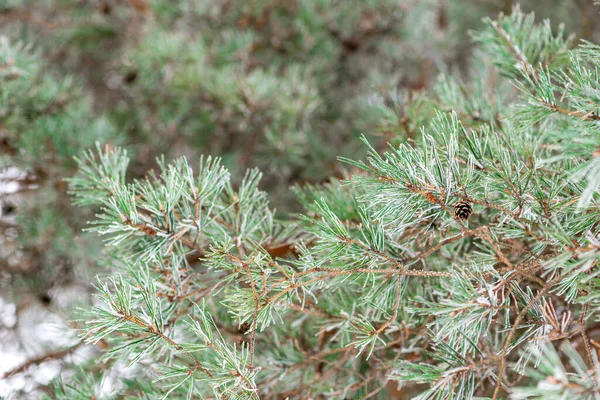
[453,200,472,220]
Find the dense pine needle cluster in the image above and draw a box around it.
[3,3,600,400]
[56,7,600,399]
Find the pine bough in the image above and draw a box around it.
[59,8,600,400]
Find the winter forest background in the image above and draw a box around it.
[2,1,600,399]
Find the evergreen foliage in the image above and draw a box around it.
[2,0,593,190]
[0,35,120,298]
[3,2,600,399]
[51,7,600,398]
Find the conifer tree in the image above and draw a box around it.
[52,6,600,399]
[0,35,120,300]
[3,2,600,400]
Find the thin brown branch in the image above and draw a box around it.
[371,275,403,336]
[264,266,450,308]
[118,311,213,378]
[490,20,537,80]
[491,20,600,122]
[242,262,259,367]
[492,273,565,399]
[474,226,513,268]
[579,302,594,368]
[1,343,83,379]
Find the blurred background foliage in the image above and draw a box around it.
[0,0,599,396]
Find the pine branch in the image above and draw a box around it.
[492,271,567,399]
[1,343,83,379]
[109,308,213,378]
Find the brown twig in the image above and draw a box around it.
[115,311,213,378]
[492,273,565,399]
[371,275,403,336]
[1,343,83,379]
[264,266,450,308]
